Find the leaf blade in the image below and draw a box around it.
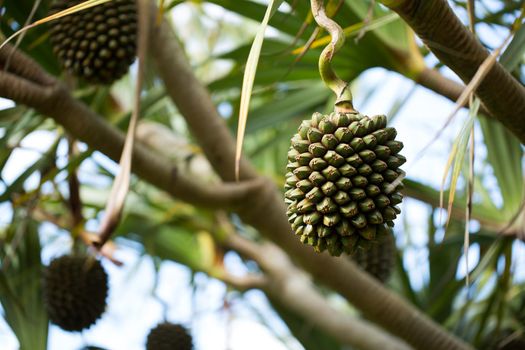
[235,0,285,180]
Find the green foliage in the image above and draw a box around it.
[0,0,524,349]
[0,210,48,350]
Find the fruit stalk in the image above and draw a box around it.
[310,0,355,113]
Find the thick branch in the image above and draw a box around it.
[0,47,259,211]
[382,0,525,144]
[151,16,472,350]
[0,43,54,86]
[225,234,411,350]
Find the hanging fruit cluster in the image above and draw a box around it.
[43,255,108,331]
[284,0,405,256]
[146,322,194,350]
[49,0,137,84]
[43,255,194,349]
[285,112,405,256]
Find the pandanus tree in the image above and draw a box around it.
[0,0,524,349]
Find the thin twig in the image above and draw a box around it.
[214,271,268,291]
[498,196,525,239]
[67,137,84,227]
[294,26,321,64]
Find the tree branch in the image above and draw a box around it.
[212,269,268,292]
[381,0,525,144]
[0,10,473,350]
[0,45,261,211]
[148,20,256,182]
[136,121,217,182]
[150,15,472,350]
[225,234,412,350]
[0,42,54,86]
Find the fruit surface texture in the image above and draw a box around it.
[43,255,108,331]
[49,0,137,84]
[285,112,405,256]
[146,322,193,350]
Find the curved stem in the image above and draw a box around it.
[310,0,355,113]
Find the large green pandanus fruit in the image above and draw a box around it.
[285,111,405,256]
[49,0,137,84]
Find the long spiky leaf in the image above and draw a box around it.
[235,0,284,181]
[439,98,479,228]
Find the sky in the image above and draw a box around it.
[1,1,524,349]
